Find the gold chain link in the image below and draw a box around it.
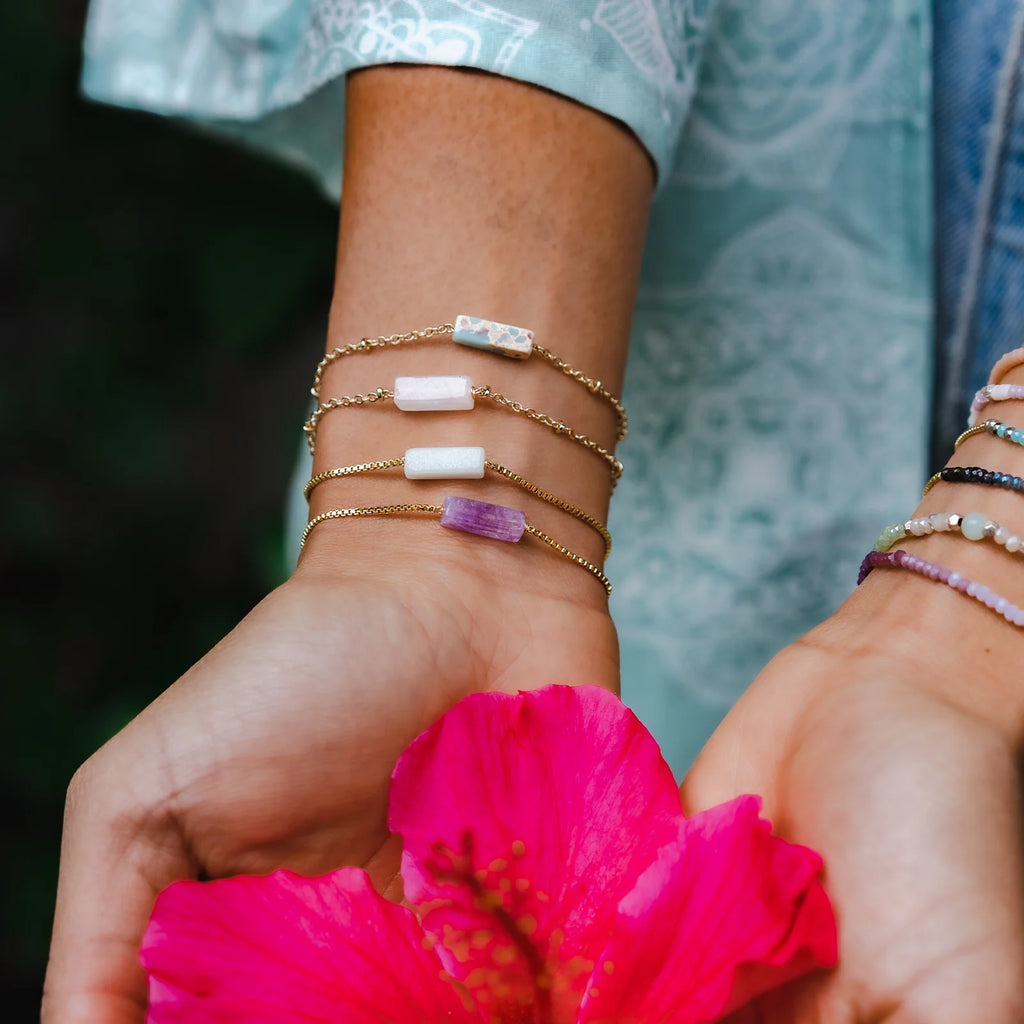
[523,524,611,594]
[303,384,622,484]
[310,321,627,439]
[532,343,627,439]
[300,503,611,595]
[311,324,455,399]
[303,456,612,557]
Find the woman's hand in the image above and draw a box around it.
[684,607,1024,1023]
[42,555,618,1024]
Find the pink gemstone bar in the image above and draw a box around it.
[452,314,533,359]
[439,495,526,543]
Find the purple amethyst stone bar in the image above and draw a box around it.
[439,495,526,543]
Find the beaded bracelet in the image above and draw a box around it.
[858,549,1024,628]
[873,510,1024,555]
[299,496,612,595]
[304,448,612,557]
[311,315,628,441]
[303,377,623,481]
[967,383,1024,426]
[954,418,1024,451]
[922,465,1024,497]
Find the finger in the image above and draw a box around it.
[42,751,193,1024]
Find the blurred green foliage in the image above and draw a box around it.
[1,3,337,1014]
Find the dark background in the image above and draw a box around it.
[2,4,338,1014]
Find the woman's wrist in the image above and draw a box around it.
[297,66,653,602]
[810,361,1024,741]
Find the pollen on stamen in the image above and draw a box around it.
[602,959,615,975]
[516,914,538,936]
[489,857,508,872]
[515,878,530,892]
[511,839,527,857]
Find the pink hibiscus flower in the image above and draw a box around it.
[141,685,836,1023]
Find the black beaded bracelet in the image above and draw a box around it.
[922,464,1024,497]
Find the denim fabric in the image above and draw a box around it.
[933,0,1024,459]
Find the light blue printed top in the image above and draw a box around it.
[82,1,933,774]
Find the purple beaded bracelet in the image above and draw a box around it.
[858,549,1024,628]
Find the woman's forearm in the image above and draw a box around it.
[300,67,654,603]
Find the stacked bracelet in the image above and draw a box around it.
[311,314,627,441]
[873,510,1024,556]
[858,549,1024,627]
[954,418,1024,451]
[300,496,612,596]
[304,447,612,557]
[922,465,1024,497]
[303,377,623,481]
[967,383,1024,426]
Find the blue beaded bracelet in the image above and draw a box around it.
[922,465,1024,497]
[954,417,1024,450]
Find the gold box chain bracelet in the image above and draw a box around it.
[311,316,627,441]
[304,454,612,558]
[303,385,623,483]
[299,500,612,596]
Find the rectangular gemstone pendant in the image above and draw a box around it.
[404,447,486,479]
[453,314,533,360]
[393,376,474,411]
[440,495,526,543]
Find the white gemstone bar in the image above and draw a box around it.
[393,375,474,411]
[404,446,485,479]
[453,314,533,359]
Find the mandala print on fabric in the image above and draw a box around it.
[675,0,912,187]
[270,1,539,106]
[593,0,714,125]
[612,208,928,706]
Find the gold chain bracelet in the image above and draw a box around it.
[303,384,623,483]
[311,317,627,441]
[299,500,612,596]
[304,455,612,558]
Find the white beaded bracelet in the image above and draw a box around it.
[874,511,1024,555]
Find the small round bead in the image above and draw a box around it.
[995,526,1010,545]
[961,512,989,541]
[1007,536,1021,553]
[996,598,1009,614]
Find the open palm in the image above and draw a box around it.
[42,561,619,1024]
[687,642,1024,1023]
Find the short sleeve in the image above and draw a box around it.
[80,1,719,196]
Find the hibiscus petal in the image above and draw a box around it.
[389,684,684,1018]
[141,866,478,1023]
[581,796,837,1024]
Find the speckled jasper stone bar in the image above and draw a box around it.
[453,314,534,359]
[440,495,526,543]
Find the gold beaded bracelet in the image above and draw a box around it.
[299,498,612,596]
[954,418,1024,451]
[304,452,612,558]
[311,315,627,441]
[303,382,623,483]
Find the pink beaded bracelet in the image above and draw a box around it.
[967,383,1024,426]
[858,549,1024,628]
